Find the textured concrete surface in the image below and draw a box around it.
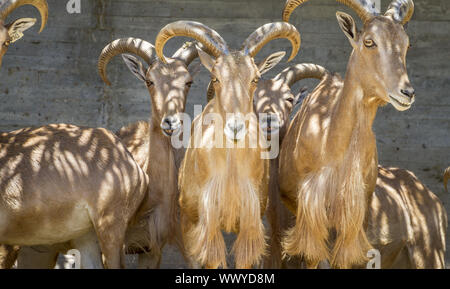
[0,0,448,268]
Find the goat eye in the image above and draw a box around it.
[286,97,295,103]
[146,80,154,87]
[3,40,10,47]
[364,39,376,48]
[212,77,219,83]
[186,81,193,88]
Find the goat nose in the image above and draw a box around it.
[401,88,415,99]
[161,116,181,137]
[163,116,179,127]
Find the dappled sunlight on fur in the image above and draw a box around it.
[279,0,416,268]
[172,20,298,269]
[0,124,149,269]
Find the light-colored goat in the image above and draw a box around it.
[204,55,308,269]
[98,38,203,268]
[254,63,447,269]
[0,0,47,67]
[279,0,416,268]
[0,124,149,268]
[154,20,300,269]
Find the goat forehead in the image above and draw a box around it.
[149,61,190,83]
[216,53,257,82]
[255,92,287,114]
[367,17,408,45]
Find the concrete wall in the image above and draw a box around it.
[0,0,449,267]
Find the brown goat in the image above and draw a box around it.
[154,20,300,269]
[0,124,149,268]
[279,0,416,268]
[365,166,447,269]
[253,63,447,269]
[255,71,318,269]
[99,39,202,268]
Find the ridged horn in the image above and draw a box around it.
[385,0,414,25]
[241,22,300,62]
[274,63,330,87]
[283,0,376,24]
[155,21,228,64]
[0,0,48,33]
[171,41,208,66]
[98,38,156,86]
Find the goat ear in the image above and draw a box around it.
[196,46,215,73]
[122,54,147,83]
[258,51,286,75]
[294,86,308,106]
[336,11,358,47]
[6,18,36,43]
[188,61,202,78]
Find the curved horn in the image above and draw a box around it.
[274,63,330,87]
[155,21,228,64]
[241,22,300,62]
[385,0,414,25]
[98,38,156,86]
[0,0,48,33]
[171,41,208,66]
[283,0,376,24]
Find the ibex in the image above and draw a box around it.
[98,38,204,268]
[155,20,300,268]
[279,0,416,268]
[0,124,149,268]
[254,64,322,269]
[0,0,47,67]
[254,62,446,269]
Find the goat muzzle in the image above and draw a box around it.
[161,115,182,137]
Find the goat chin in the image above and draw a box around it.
[183,175,267,269]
